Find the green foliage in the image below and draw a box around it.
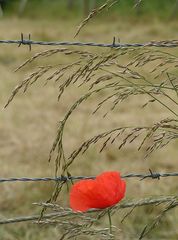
[2,0,178,19]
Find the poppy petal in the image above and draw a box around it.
[70,171,126,212]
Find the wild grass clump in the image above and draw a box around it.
[5,39,178,239]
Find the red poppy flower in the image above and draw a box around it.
[70,171,126,212]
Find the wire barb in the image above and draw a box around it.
[18,33,32,51]
[140,169,161,180]
[112,36,116,47]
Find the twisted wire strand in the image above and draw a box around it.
[0,212,59,225]
[0,196,176,225]
[1,171,178,183]
[0,37,178,49]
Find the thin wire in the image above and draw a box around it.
[0,37,178,49]
[0,196,176,225]
[0,212,59,225]
[1,171,178,183]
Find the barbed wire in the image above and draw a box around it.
[0,34,178,50]
[0,196,177,225]
[0,212,59,225]
[1,170,178,183]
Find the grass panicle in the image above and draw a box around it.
[74,0,118,38]
[32,196,178,240]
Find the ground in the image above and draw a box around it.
[0,15,178,239]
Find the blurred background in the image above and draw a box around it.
[0,0,178,18]
[0,1,178,240]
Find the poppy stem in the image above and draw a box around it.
[108,209,112,235]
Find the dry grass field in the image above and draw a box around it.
[0,15,178,239]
